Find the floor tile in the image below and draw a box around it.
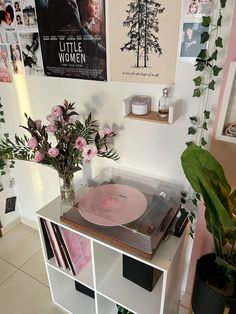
[0,270,65,314]
[20,249,49,287]
[0,258,17,284]
[0,224,41,268]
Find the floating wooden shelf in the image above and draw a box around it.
[123,96,181,124]
[125,111,169,124]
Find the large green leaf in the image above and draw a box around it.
[199,175,233,229]
[181,144,231,194]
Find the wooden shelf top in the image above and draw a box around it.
[125,111,169,124]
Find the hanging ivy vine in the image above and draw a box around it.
[181,0,229,237]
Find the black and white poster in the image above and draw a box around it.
[109,0,181,84]
[35,0,107,81]
[19,32,44,75]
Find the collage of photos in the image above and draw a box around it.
[0,0,44,82]
[180,0,214,63]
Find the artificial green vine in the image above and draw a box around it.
[181,0,228,237]
[189,0,227,145]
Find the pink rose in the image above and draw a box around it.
[46,124,57,134]
[48,147,59,158]
[34,120,42,130]
[51,106,63,118]
[46,114,55,123]
[103,128,112,136]
[28,137,38,150]
[82,144,97,160]
[75,137,87,150]
[34,151,44,163]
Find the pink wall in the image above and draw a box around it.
[181,4,236,311]
[210,4,236,188]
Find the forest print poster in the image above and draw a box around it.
[109,0,182,84]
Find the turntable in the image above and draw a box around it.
[61,168,184,259]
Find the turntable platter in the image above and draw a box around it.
[78,184,147,226]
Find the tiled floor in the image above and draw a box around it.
[0,223,65,314]
[0,223,189,314]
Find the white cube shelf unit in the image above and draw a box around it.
[37,196,188,314]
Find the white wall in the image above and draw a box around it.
[0,0,234,226]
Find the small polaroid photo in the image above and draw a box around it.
[184,0,215,18]
[179,22,209,63]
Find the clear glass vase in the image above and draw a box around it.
[59,173,76,216]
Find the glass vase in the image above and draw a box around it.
[59,173,76,216]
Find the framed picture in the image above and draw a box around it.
[216,61,236,143]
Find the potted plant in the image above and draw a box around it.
[181,144,236,314]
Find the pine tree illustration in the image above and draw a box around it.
[121,0,165,68]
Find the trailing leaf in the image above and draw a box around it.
[211,50,218,60]
[213,65,222,76]
[208,80,215,90]
[193,76,202,86]
[188,127,197,135]
[203,122,208,130]
[185,141,194,147]
[193,88,201,97]
[204,110,210,119]
[201,137,207,147]
[217,14,223,27]
[201,32,210,44]
[202,16,211,27]
[195,62,205,72]
[190,116,198,124]
[220,0,227,8]
[215,37,223,48]
[197,49,207,59]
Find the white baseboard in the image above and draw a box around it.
[20,216,38,230]
[1,218,21,235]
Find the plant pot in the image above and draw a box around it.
[192,253,236,314]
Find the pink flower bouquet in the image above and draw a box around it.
[0,100,119,180]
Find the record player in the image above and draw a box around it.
[61,168,184,259]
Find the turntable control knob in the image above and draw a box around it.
[159,192,167,199]
[148,225,155,233]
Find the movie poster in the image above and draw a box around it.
[35,0,107,81]
[109,0,181,84]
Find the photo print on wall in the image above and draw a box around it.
[109,0,182,84]
[0,44,12,82]
[184,0,215,17]
[35,0,107,81]
[19,32,44,75]
[180,22,209,61]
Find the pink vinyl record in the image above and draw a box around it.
[78,184,147,226]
